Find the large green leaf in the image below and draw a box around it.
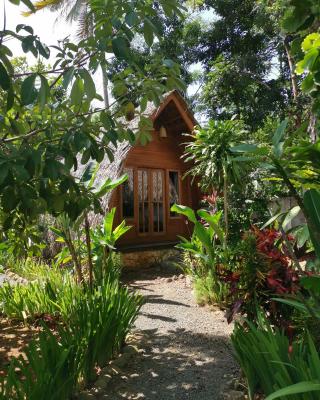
[0,164,9,185]
[112,37,130,60]
[21,74,37,105]
[96,174,128,198]
[80,162,97,184]
[103,207,116,238]
[170,204,197,223]
[70,77,84,107]
[272,119,288,158]
[300,276,320,295]
[282,206,301,230]
[230,143,259,153]
[63,67,75,89]
[143,18,157,47]
[79,69,96,100]
[295,224,310,249]
[265,382,320,400]
[39,75,50,110]
[0,62,10,90]
[197,209,224,244]
[261,211,284,230]
[304,189,320,259]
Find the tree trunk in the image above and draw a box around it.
[65,229,84,284]
[84,214,94,289]
[308,113,317,143]
[284,38,299,102]
[223,164,229,247]
[101,64,109,109]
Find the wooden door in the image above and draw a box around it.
[138,169,165,236]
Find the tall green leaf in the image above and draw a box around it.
[21,74,37,105]
[304,189,320,259]
[79,69,96,100]
[39,75,50,110]
[0,62,10,90]
[70,77,84,107]
[170,204,197,223]
[112,37,130,60]
[265,382,320,400]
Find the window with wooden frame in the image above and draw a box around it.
[152,170,165,233]
[168,170,180,217]
[122,167,134,219]
[138,169,149,234]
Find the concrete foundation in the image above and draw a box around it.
[121,248,180,270]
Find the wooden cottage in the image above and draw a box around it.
[97,90,201,252]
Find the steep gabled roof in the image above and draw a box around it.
[85,90,196,224]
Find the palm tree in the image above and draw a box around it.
[183,119,247,244]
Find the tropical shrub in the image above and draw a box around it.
[221,227,302,325]
[64,277,143,382]
[172,204,228,306]
[90,207,131,282]
[51,206,130,286]
[183,119,249,241]
[232,315,320,400]
[275,275,320,349]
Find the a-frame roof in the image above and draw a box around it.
[86,90,197,224]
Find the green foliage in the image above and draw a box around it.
[280,1,320,118]
[222,227,302,325]
[1,326,80,400]
[51,206,130,283]
[172,205,228,305]
[231,121,320,255]
[193,0,291,129]
[63,278,143,383]
[232,317,320,400]
[303,189,320,259]
[0,0,186,234]
[5,257,66,280]
[0,276,143,398]
[90,208,131,282]
[0,270,80,321]
[184,120,247,191]
[183,119,251,241]
[192,268,227,306]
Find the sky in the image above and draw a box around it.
[4,2,74,61]
[3,2,107,102]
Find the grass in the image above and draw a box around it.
[5,256,69,281]
[0,257,143,399]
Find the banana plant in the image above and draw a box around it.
[90,208,131,282]
[171,204,225,265]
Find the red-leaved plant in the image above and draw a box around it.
[220,226,301,327]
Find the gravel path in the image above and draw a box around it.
[98,270,239,400]
[0,274,6,286]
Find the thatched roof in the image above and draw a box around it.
[82,90,196,225]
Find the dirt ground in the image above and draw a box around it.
[0,318,39,376]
